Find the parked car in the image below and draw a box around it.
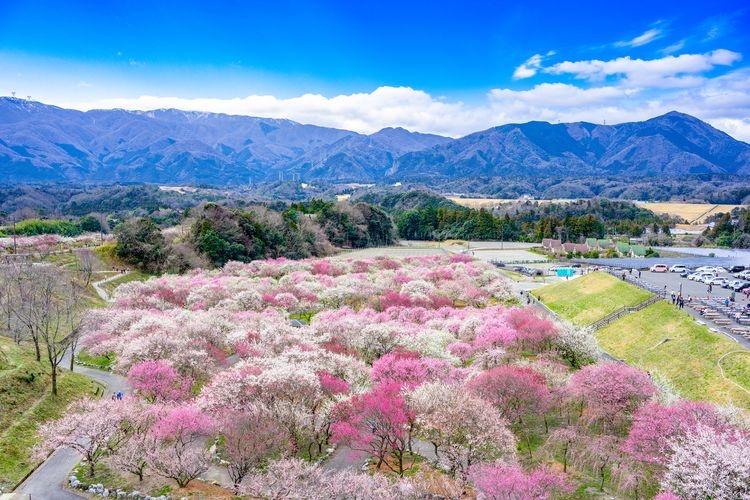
[679,270,691,278]
[735,270,750,279]
[650,264,668,273]
[706,277,727,286]
[695,266,720,274]
[734,281,750,292]
[725,279,743,289]
[729,265,746,273]
[689,272,713,281]
[669,264,688,273]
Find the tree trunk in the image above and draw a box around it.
[51,366,58,396]
[89,457,96,478]
[69,346,75,371]
[33,336,41,362]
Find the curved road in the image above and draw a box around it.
[15,357,128,499]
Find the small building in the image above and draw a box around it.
[562,242,588,254]
[616,242,631,256]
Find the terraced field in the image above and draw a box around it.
[636,202,744,224]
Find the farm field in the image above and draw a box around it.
[597,301,750,407]
[533,271,652,325]
[636,202,744,223]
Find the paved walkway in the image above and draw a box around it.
[323,438,437,473]
[92,272,132,303]
[15,355,128,499]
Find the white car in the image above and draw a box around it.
[707,277,727,286]
[669,265,687,273]
[695,266,719,274]
[726,279,744,289]
[692,273,715,283]
[735,270,750,279]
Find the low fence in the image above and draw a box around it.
[589,295,663,330]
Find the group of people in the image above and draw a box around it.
[110,391,123,401]
[669,290,687,309]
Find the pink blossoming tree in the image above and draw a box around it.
[332,382,415,476]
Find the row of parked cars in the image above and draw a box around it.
[658,264,750,291]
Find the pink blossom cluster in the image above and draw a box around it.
[65,254,750,496]
[111,255,511,312]
[0,233,109,253]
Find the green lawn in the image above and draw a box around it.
[76,349,115,370]
[597,301,750,407]
[533,271,652,325]
[101,270,151,296]
[0,339,100,489]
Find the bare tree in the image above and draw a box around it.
[68,320,83,372]
[34,267,83,395]
[0,268,17,342]
[76,248,96,287]
[3,264,84,393]
[6,264,44,361]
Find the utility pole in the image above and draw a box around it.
[12,216,17,254]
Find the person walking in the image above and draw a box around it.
[638,270,642,278]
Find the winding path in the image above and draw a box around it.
[92,272,132,303]
[15,357,129,499]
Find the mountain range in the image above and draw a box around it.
[1,97,748,184]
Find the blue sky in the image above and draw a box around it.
[1,1,749,139]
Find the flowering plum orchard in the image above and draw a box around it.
[33,254,750,498]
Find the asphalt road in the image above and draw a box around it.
[15,357,128,499]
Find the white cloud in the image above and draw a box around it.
[615,28,665,48]
[51,52,749,142]
[545,49,741,87]
[512,51,555,80]
[513,54,543,79]
[661,39,686,55]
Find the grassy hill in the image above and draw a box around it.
[534,272,750,407]
[598,301,750,407]
[0,338,100,490]
[532,272,652,325]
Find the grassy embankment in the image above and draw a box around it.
[534,272,750,407]
[0,243,143,487]
[0,338,101,490]
[533,272,652,325]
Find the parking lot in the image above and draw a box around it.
[628,271,747,302]
[628,269,749,302]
